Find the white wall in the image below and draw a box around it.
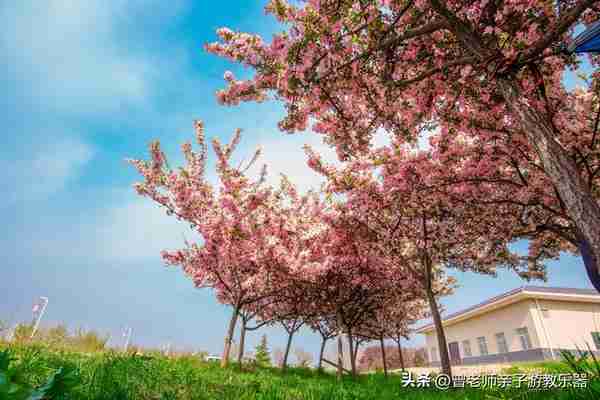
[530,298,600,352]
[424,299,541,361]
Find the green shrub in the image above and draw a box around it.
[560,345,600,379]
[254,335,271,367]
[0,348,78,400]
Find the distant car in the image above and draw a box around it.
[205,355,221,362]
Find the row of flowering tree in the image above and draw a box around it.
[130,122,450,377]
[130,119,523,380]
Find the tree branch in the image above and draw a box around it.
[518,0,597,63]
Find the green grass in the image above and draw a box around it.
[1,342,599,400]
[500,360,574,375]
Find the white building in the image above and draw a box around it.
[416,286,600,365]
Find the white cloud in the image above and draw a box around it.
[93,194,193,262]
[8,188,193,264]
[243,126,398,194]
[0,0,188,115]
[1,137,93,205]
[243,132,339,194]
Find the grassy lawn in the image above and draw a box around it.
[500,360,576,375]
[1,342,599,400]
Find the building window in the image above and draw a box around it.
[516,327,532,350]
[430,347,438,362]
[462,340,472,357]
[477,336,488,356]
[495,332,509,354]
[592,332,600,350]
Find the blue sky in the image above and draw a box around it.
[0,0,595,361]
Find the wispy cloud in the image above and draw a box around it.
[93,194,193,263]
[0,0,188,115]
[242,126,393,194]
[7,188,191,265]
[246,133,338,194]
[1,137,93,205]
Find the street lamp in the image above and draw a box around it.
[122,326,133,351]
[30,296,49,339]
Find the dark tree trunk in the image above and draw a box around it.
[336,334,344,380]
[282,330,294,370]
[421,248,452,379]
[426,285,452,378]
[498,78,600,292]
[317,337,327,371]
[577,232,600,292]
[236,322,246,365]
[379,337,388,377]
[397,338,405,371]
[347,333,357,376]
[221,304,240,368]
[353,339,360,369]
